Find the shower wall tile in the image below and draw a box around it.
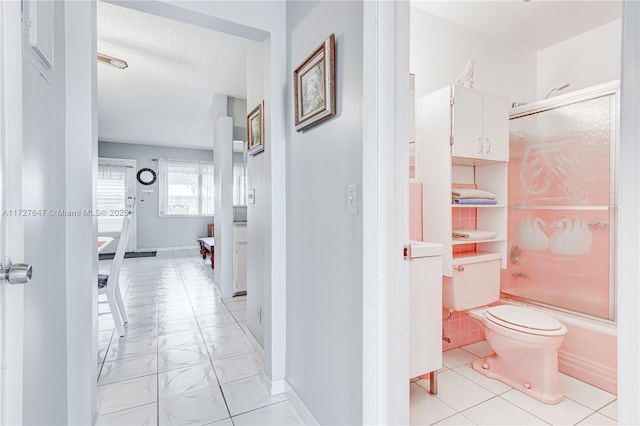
[442,311,485,352]
[452,208,477,255]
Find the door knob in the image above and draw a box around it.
[0,260,33,285]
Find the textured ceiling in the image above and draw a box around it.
[411,0,621,51]
[97,2,252,149]
[100,1,621,150]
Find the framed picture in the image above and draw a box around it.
[247,101,264,156]
[294,33,336,132]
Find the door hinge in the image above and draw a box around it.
[450,135,454,146]
[450,97,454,106]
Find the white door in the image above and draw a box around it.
[482,92,509,162]
[452,85,484,159]
[98,158,137,253]
[0,2,26,424]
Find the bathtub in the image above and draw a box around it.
[500,298,617,395]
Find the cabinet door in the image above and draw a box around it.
[452,86,484,159]
[234,243,247,293]
[482,93,509,161]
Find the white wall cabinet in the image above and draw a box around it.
[233,224,247,295]
[451,86,509,162]
[417,85,508,277]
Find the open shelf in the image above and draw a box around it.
[452,204,506,208]
[451,237,505,245]
[452,251,502,264]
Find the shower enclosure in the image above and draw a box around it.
[503,82,618,321]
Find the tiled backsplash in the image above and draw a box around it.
[442,310,485,351]
[452,207,477,255]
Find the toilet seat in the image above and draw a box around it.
[484,305,567,336]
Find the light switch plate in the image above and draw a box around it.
[347,184,359,215]
[248,189,256,204]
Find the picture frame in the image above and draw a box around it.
[294,33,336,132]
[247,101,264,156]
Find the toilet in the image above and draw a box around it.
[443,253,568,404]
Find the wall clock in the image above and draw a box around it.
[137,168,157,185]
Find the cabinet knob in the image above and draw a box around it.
[485,137,492,154]
[477,137,483,154]
[454,265,465,272]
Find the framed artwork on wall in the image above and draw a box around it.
[247,101,264,156]
[294,33,336,132]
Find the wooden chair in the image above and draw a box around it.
[98,214,131,337]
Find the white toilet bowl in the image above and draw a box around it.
[468,305,568,404]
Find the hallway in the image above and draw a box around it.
[96,249,303,425]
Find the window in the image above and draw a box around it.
[97,163,128,233]
[233,163,247,206]
[159,159,214,216]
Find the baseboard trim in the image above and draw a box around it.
[285,380,319,425]
[559,349,617,395]
[137,245,199,252]
[257,372,286,396]
[245,327,264,360]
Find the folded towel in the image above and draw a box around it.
[451,188,496,199]
[452,229,498,240]
[452,198,498,205]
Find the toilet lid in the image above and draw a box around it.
[485,305,566,335]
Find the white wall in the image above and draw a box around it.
[286,1,363,424]
[213,94,234,298]
[98,141,214,249]
[246,40,267,348]
[410,7,537,105]
[537,20,621,100]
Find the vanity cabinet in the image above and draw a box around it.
[451,86,509,162]
[417,85,508,277]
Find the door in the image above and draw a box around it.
[452,85,484,159]
[482,92,509,162]
[0,2,26,424]
[234,243,247,294]
[98,158,137,253]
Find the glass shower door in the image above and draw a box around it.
[503,84,618,321]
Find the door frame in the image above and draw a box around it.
[361,1,410,424]
[0,1,25,424]
[618,2,640,424]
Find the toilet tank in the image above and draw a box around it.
[443,252,501,311]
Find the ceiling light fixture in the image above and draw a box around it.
[97,53,128,69]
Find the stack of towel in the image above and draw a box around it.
[452,188,498,205]
[452,229,498,241]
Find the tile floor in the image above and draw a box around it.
[98,249,618,425]
[96,249,304,426]
[411,342,618,425]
